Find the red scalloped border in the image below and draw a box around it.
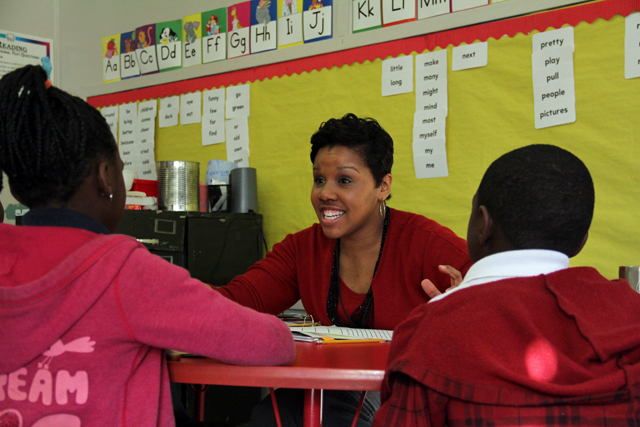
[88,0,639,108]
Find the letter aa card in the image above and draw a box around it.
[102,35,120,83]
[202,8,228,63]
[120,31,140,79]
[303,0,332,43]
[228,2,251,59]
[182,13,202,68]
[135,24,159,75]
[156,19,182,72]
[278,0,303,48]
[251,0,278,53]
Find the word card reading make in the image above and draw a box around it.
[382,55,414,96]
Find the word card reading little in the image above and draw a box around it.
[382,55,413,96]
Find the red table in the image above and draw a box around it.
[168,341,390,427]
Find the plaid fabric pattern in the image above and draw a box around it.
[374,372,640,427]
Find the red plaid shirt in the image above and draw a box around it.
[373,267,640,427]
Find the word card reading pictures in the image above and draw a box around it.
[531,27,576,129]
[382,55,414,96]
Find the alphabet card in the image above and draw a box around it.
[159,96,180,128]
[120,31,140,79]
[101,106,119,141]
[252,0,278,54]
[451,0,489,12]
[228,2,251,59]
[382,0,416,27]
[303,0,332,43]
[156,19,182,72]
[279,0,304,47]
[415,50,448,115]
[452,42,488,71]
[202,8,228,63]
[182,13,202,68]
[135,24,159,75]
[418,0,451,21]
[413,138,449,179]
[102,35,120,83]
[381,55,413,96]
[180,92,202,125]
[352,0,382,33]
[625,13,640,79]
[226,84,251,118]
[531,27,576,129]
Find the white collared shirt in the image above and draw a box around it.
[429,249,570,303]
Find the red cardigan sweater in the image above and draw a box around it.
[217,208,471,330]
[374,266,640,427]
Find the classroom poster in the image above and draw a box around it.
[352,0,382,34]
[135,24,159,75]
[227,2,251,59]
[251,0,278,53]
[278,0,304,47]
[452,0,489,12]
[102,34,120,83]
[156,19,182,72]
[303,0,332,42]
[120,31,140,79]
[182,13,202,68]
[0,29,54,82]
[202,8,228,63]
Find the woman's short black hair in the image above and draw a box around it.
[477,144,595,256]
[0,65,117,207]
[310,113,393,187]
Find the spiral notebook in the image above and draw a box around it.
[289,326,393,344]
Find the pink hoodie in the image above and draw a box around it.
[0,223,295,427]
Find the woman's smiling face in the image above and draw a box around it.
[311,145,390,241]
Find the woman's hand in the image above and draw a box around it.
[420,265,463,298]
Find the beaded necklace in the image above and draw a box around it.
[325,206,390,329]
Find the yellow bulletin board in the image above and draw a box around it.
[89,0,640,280]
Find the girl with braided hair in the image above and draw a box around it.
[0,65,294,427]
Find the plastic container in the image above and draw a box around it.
[131,179,158,197]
